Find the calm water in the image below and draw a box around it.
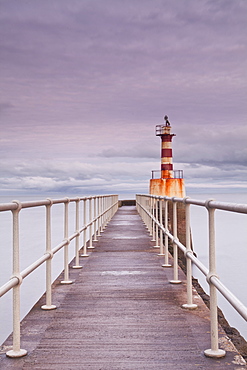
[188,192,247,341]
[0,192,246,344]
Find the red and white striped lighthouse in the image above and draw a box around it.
[149,116,185,197]
[156,116,175,178]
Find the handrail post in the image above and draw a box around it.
[97,196,102,237]
[6,201,27,358]
[143,196,150,233]
[116,195,119,214]
[147,196,153,235]
[141,196,145,227]
[104,196,109,226]
[88,197,95,249]
[148,196,152,235]
[204,203,226,358]
[151,197,156,241]
[182,198,197,309]
[108,196,111,223]
[93,196,98,242]
[73,198,82,269]
[81,198,89,257]
[141,196,146,228]
[100,197,105,232]
[41,199,57,309]
[101,197,104,231]
[103,197,107,229]
[170,199,181,284]
[154,197,160,248]
[104,196,108,228]
[158,198,164,256]
[61,199,73,284]
[162,199,172,267]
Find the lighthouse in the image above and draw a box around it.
[149,116,186,197]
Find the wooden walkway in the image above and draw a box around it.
[0,206,244,369]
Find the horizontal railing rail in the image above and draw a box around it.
[136,194,247,359]
[0,194,119,358]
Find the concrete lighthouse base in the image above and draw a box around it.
[149,178,185,198]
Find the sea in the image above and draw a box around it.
[0,192,246,345]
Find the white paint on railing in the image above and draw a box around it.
[0,194,118,358]
[136,193,247,359]
[169,200,181,284]
[1,193,246,360]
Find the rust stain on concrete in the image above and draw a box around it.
[149,178,186,198]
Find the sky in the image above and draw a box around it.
[0,0,247,198]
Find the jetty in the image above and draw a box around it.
[0,198,246,369]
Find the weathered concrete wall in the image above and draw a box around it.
[149,178,185,198]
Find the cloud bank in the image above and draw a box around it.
[0,0,246,198]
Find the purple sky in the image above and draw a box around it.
[0,0,247,197]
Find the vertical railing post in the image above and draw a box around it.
[158,198,164,255]
[112,196,115,216]
[73,198,82,269]
[204,202,226,358]
[112,195,115,219]
[154,197,160,248]
[139,195,145,228]
[107,196,111,223]
[107,196,109,220]
[162,199,172,267]
[97,196,102,237]
[151,197,155,241]
[101,196,104,231]
[88,197,94,249]
[140,196,145,227]
[93,196,98,242]
[61,198,73,284]
[6,201,27,358]
[116,195,119,214]
[111,196,113,220]
[103,197,107,230]
[148,196,152,235]
[170,199,181,284]
[99,196,103,233]
[182,198,197,309]
[104,196,109,226]
[41,199,57,310]
[140,196,144,225]
[103,196,107,230]
[100,197,104,232]
[81,198,89,257]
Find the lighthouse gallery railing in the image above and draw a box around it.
[0,195,118,358]
[136,194,247,358]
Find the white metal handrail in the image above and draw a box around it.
[0,194,118,358]
[136,194,247,359]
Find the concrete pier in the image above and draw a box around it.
[0,206,244,369]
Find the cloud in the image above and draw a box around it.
[0,0,246,196]
[174,124,247,167]
[0,152,246,197]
